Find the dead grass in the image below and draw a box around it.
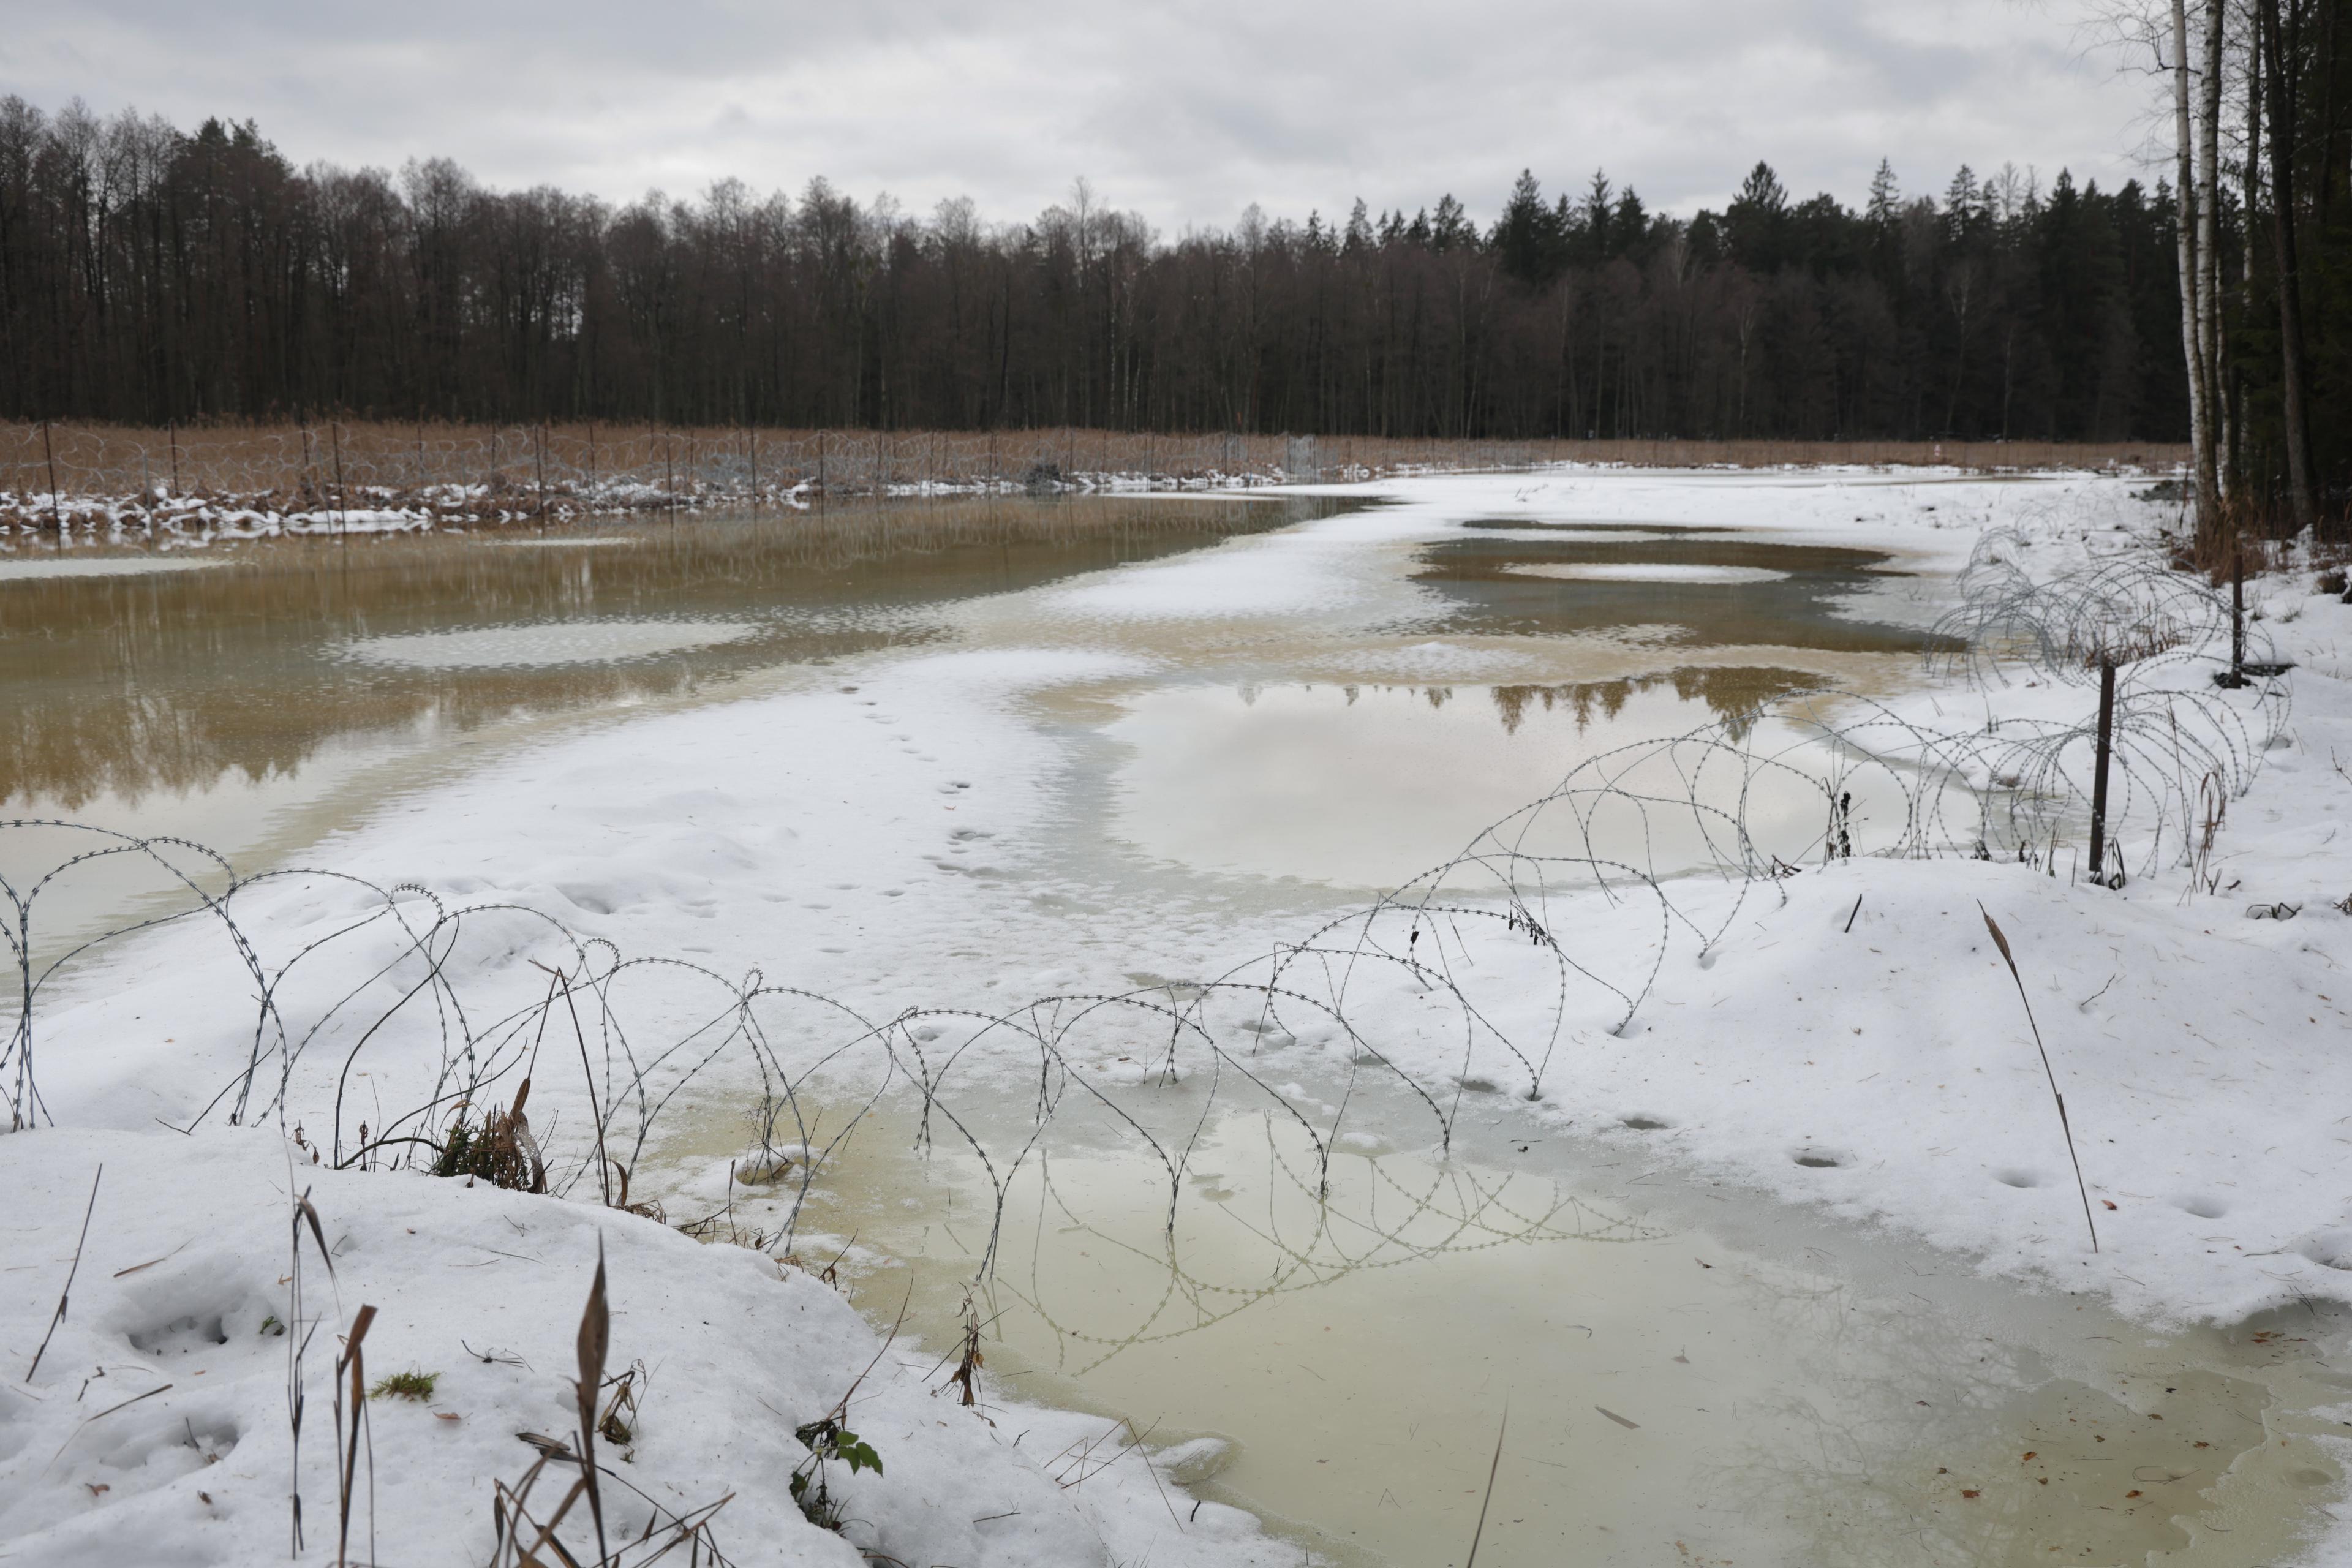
[489,1239,739,1566]
[0,418,2188,526]
[431,1080,547,1193]
[1978,905,2100,1254]
[23,1164,100,1384]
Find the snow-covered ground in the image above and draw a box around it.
[8,466,2352,1564]
[0,1127,1286,1567]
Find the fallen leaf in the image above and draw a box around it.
[1961,1489,1980,1499]
[2101,1200,2117,1210]
[2021,1452,2037,1462]
[2126,1490,2143,1499]
[434,1411,461,1422]
[1596,1407,1640,1430]
[85,1483,109,1498]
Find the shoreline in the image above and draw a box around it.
[6,468,2348,1564]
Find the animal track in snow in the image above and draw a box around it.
[127,1311,228,1357]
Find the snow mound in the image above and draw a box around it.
[0,1128,1299,1568]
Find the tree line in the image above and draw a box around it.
[0,70,2335,513]
[2117,0,2351,536]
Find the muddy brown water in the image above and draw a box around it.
[679,1089,2350,1568]
[2,494,1938,948]
[1,496,1318,813]
[1414,522,1940,653]
[0,495,1338,949]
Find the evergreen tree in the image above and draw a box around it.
[1429,195,1472,251]
[1725,162,1790,270]
[0,94,2276,450]
[1492,170,1558,284]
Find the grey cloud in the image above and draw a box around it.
[2,0,2149,229]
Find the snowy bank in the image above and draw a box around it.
[0,1128,1295,1567]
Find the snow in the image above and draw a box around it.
[0,1129,1292,1567]
[475,538,644,549]
[0,557,226,581]
[10,464,2352,1561]
[1499,560,1790,584]
[342,620,760,669]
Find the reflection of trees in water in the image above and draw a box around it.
[1489,667,1821,736]
[2,496,1294,807]
[2,626,916,809]
[1297,668,1819,736]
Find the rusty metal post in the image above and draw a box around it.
[2087,658,2116,884]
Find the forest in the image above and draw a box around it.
[0,0,2342,518]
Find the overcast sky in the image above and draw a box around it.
[6,1,2156,230]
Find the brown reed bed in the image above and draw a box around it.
[0,420,2188,531]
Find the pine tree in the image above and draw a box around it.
[1430,195,1471,251]
[1726,162,1789,269]
[1493,170,1558,284]
[1866,160,1901,228]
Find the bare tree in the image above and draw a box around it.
[2165,0,2223,533]
[2260,0,2318,527]
[2196,0,2226,501]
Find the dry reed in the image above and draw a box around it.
[0,419,2187,531]
[1978,905,2100,1253]
[23,1163,99,1383]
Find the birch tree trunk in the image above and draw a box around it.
[2173,0,2215,538]
[2195,0,2226,520]
[2238,19,2262,490]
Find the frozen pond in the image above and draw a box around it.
[17,471,2339,1565]
[0,554,227,580]
[342,619,764,668]
[0,494,1325,943]
[4,489,1934,948]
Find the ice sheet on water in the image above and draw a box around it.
[0,555,225,580]
[341,618,759,667]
